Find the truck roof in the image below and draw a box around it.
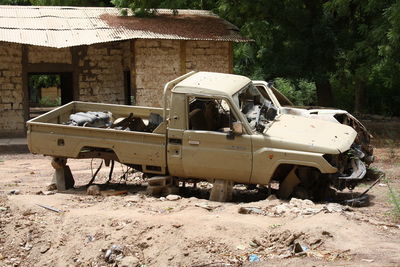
[172,72,251,97]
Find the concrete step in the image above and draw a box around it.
[0,138,29,153]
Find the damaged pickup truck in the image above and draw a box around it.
[27,71,373,201]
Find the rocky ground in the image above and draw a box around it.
[0,147,399,267]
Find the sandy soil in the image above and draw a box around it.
[0,148,399,267]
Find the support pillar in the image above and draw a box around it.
[209,179,234,202]
[51,157,75,191]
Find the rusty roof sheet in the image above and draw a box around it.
[0,5,249,48]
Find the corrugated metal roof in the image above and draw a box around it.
[0,5,249,48]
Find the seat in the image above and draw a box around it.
[189,108,207,130]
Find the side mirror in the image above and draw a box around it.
[232,121,244,135]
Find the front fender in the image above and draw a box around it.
[250,147,337,185]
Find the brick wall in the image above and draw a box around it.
[186,41,230,73]
[0,42,24,137]
[134,40,231,107]
[134,40,181,107]
[78,41,130,104]
[28,46,71,64]
[0,39,232,136]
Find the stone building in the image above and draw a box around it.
[0,6,248,137]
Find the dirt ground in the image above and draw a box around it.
[0,146,399,267]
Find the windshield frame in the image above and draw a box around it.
[233,82,280,134]
[252,81,294,108]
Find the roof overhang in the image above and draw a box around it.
[0,6,250,48]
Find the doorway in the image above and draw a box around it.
[124,70,133,105]
[28,72,73,118]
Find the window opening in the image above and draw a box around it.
[187,97,238,133]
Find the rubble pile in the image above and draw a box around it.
[244,229,352,261]
[239,197,352,217]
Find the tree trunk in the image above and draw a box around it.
[315,79,334,107]
[354,80,366,114]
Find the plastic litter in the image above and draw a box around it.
[249,254,260,262]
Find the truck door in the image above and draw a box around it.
[181,97,252,183]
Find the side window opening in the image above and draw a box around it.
[187,97,237,132]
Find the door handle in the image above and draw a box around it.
[188,140,200,145]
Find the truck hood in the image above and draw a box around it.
[265,114,357,154]
[280,107,346,123]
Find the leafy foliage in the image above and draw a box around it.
[274,78,317,106]
[2,0,399,115]
[0,0,31,4]
[29,75,60,91]
[29,75,60,104]
[39,96,61,107]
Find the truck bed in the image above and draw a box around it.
[27,101,167,175]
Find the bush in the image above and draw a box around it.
[273,78,317,106]
[38,96,61,107]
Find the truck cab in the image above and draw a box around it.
[164,72,363,199]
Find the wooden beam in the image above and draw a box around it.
[21,44,29,133]
[71,46,80,101]
[131,39,137,105]
[26,63,73,73]
[180,40,187,75]
[228,42,234,74]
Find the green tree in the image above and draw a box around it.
[217,0,337,106]
[0,0,31,4]
[41,0,400,115]
[326,0,400,115]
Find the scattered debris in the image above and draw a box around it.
[22,209,36,216]
[293,242,309,254]
[238,228,344,261]
[378,183,387,187]
[104,244,124,263]
[21,242,32,251]
[40,243,51,254]
[119,255,140,267]
[249,239,261,248]
[166,194,181,201]
[8,189,20,195]
[36,190,56,195]
[87,185,101,196]
[124,195,143,203]
[234,198,354,217]
[238,206,264,215]
[236,245,246,250]
[322,231,333,238]
[138,242,150,249]
[86,235,95,242]
[46,183,57,191]
[195,202,221,211]
[341,195,369,207]
[234,198,353,217]
[325,203,351,213]
[361,259,374,263]
[36,204,63,213]
[248,254,260,262]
